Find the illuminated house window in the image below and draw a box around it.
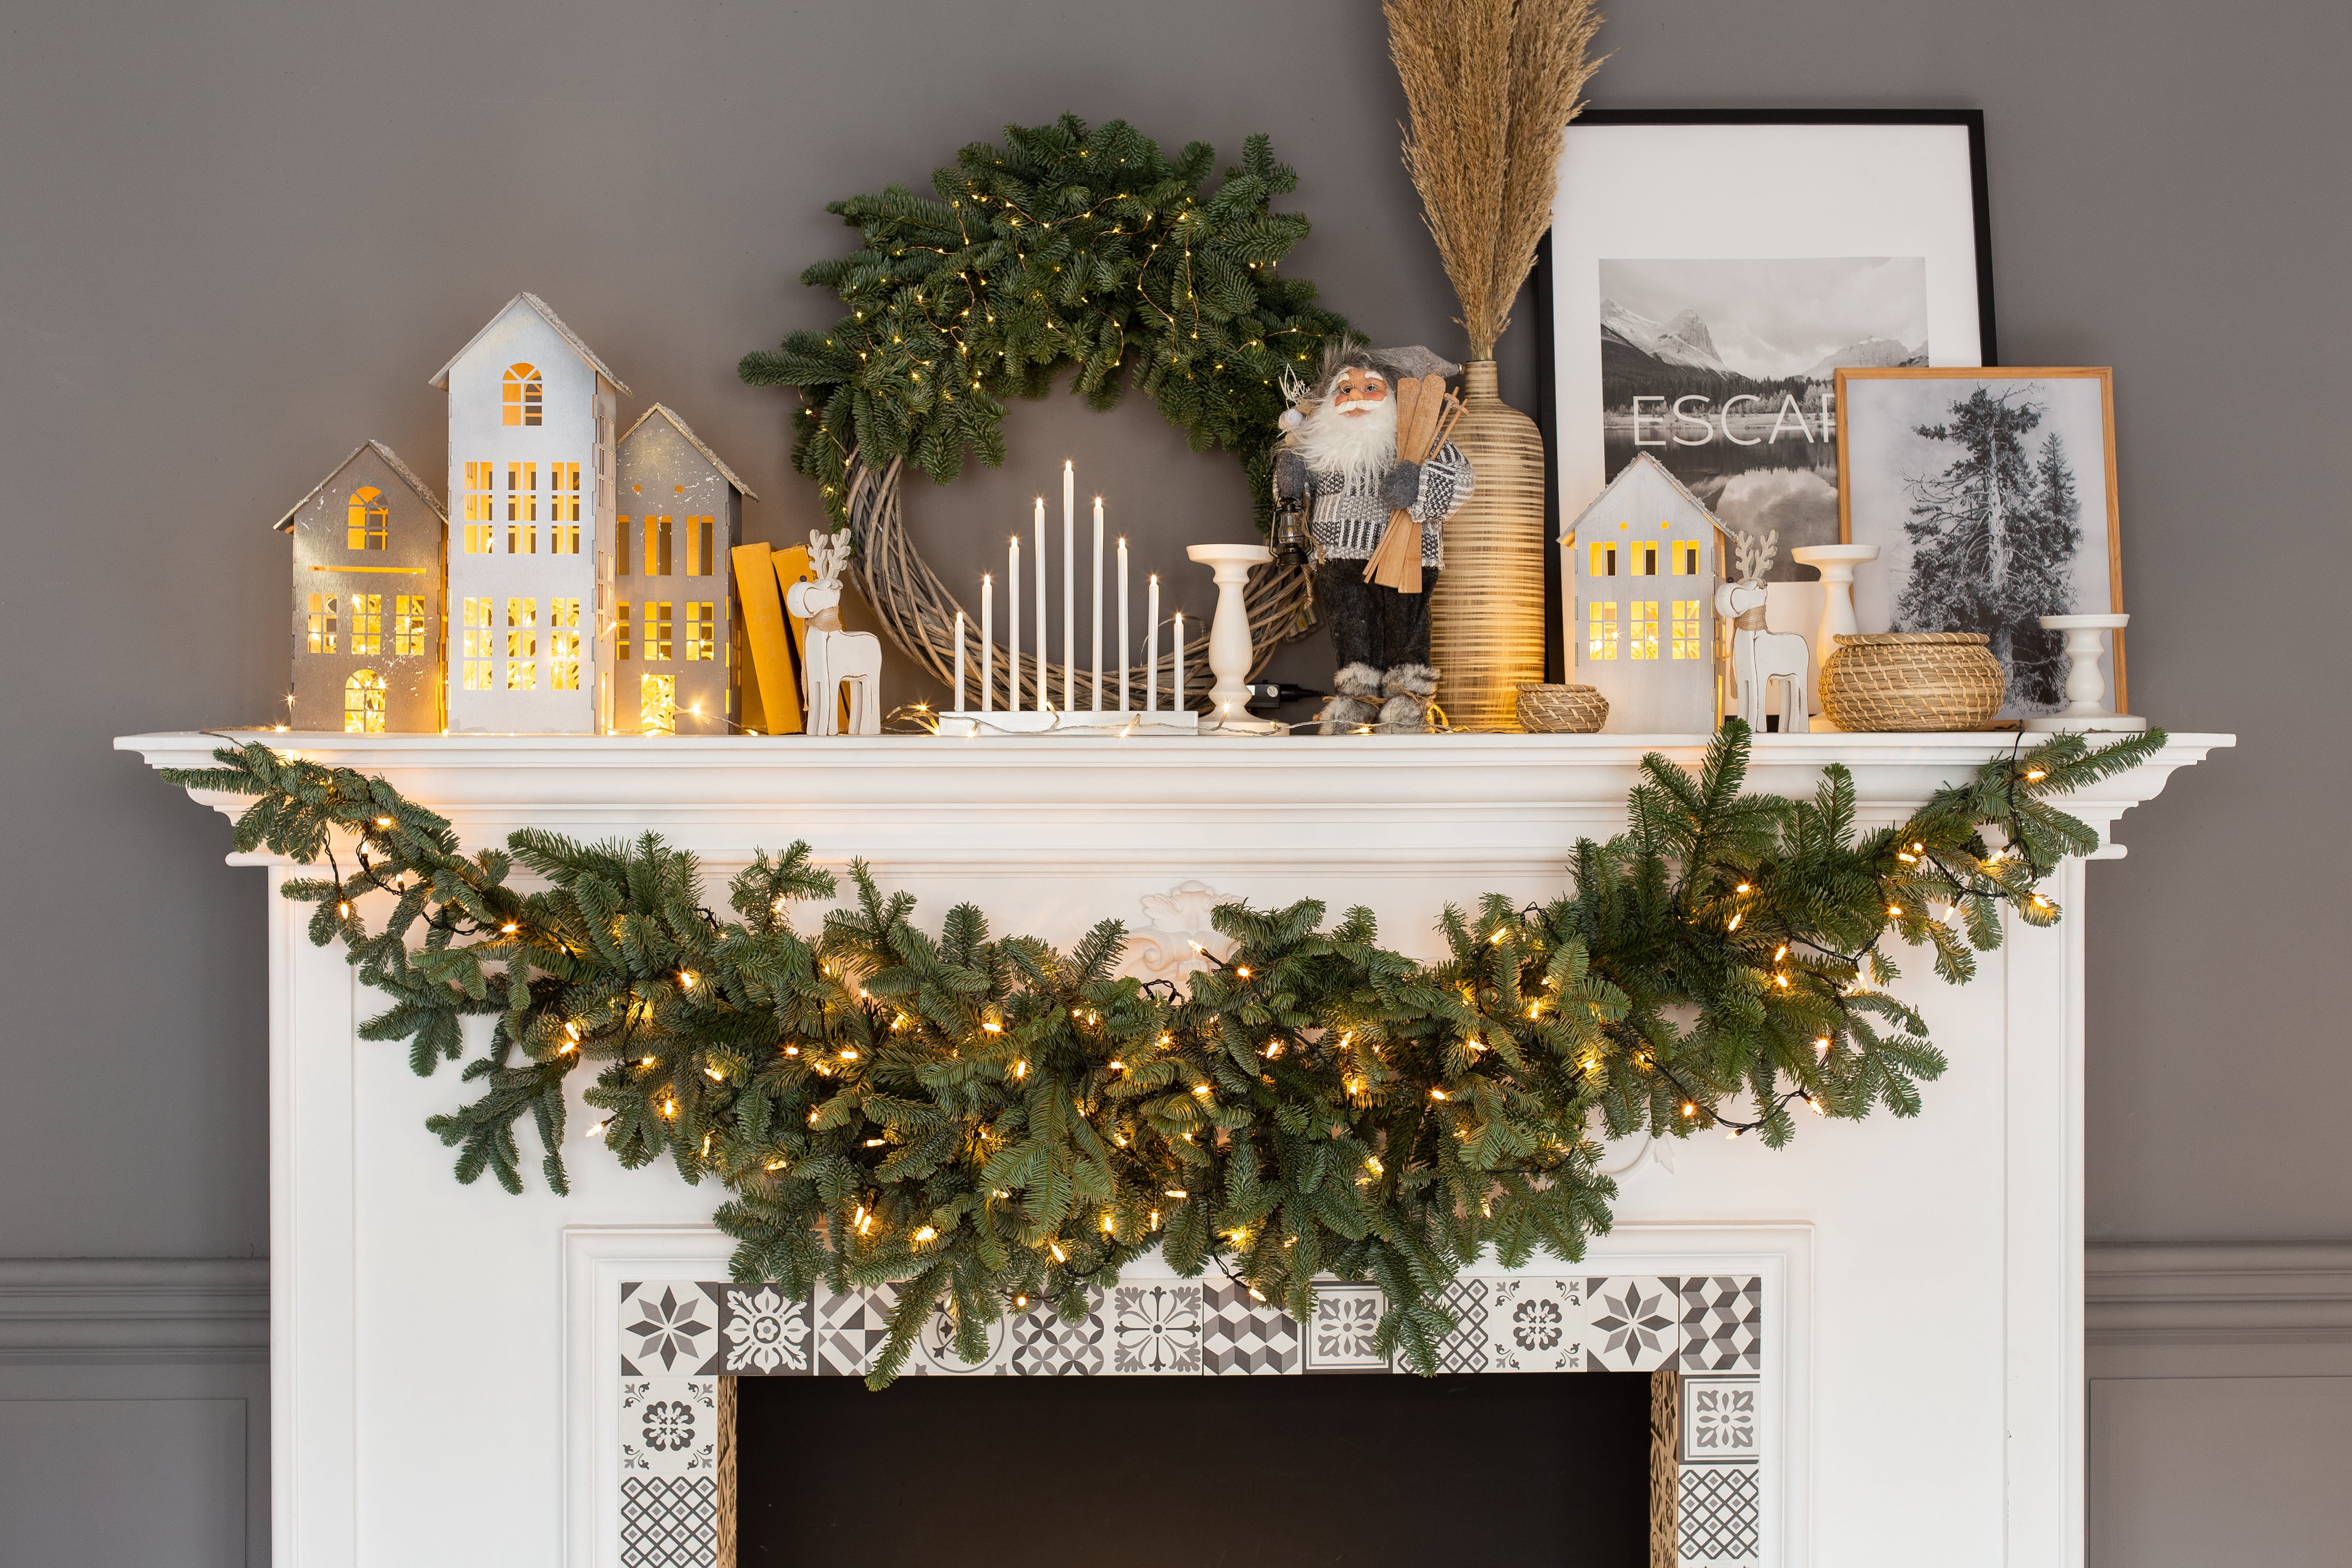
[549,463,581,553]
[615,603,632,661]
[684,602,715,661]
[1630,601,1661,661]
[644,517,672,577]
[615,519,631,578]
[347,487,388,550]
[548,599,581,690]
[644,602,672,661]
[503,363,542,427]
[1586,601,1617,661]
[1629,542,1658,576]
[461,599,493,689]
[1588,543,1618,578]
[348,593,383,656]
[640,673,677,736]
[1672,540,1703,575]
[505,597,536,689]
[464,462,495,553]
[343,669,386,734]
[507,462,537,554]
[685,517,715,576]
[306,593,337,653]
[1672,599,1703,660]
[394,596,429,656]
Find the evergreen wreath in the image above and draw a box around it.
[738,114,1349,527]
[161,724,2162,1385]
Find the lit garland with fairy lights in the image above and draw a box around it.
[161,722,2163,1385]
[738,114,1349,531]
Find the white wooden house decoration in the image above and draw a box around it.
[277,442,445,733]
[1559,452,1730,732]
[430,294,627,733]
[610,404,755,735]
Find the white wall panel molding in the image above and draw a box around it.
[0,1257,268,1362]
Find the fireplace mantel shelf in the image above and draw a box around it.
[120,729,2230,875]
[117,727,2229,1568]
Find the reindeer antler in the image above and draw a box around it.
[806,528,852,588]
[1732,527,1779,585]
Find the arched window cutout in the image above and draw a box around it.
[347,486,388,549]
[344,669,387,734]
[503,363,543,427]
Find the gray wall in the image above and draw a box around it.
[1,1,2342,1562]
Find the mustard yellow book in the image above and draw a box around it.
[731,542,802,734]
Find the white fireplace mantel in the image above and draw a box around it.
[122,729,2228,1568]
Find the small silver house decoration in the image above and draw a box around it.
[1560,452,1730,732]
[431,294,627,734]
[278,441,446,733]
[610,404,755,735]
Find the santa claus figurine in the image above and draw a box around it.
[1272,343,1473,733]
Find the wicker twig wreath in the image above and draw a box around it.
[740,114,1350,704]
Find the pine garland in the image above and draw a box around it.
[160,724,2163,1385]
[739,114,1350,529]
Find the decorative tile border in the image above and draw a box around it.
[617,1270,1766,1564]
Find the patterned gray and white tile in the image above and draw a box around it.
[1680,1375,1759,1464]
[914,1294,1011,1374]
[1007,1287,1106,1375]
[714,1281,813,1375]
[1583,1275,1681,1372]
[1110,1283,1202,1373]
[811,1282,905,1377]
[1201,1278,1299,1374]
[619,1374,718,1481]
[1678,1275,1764,1372]
[1677,1460,1761,1566]
[1486,1275,1584,1372]
[1303,1282,1389,1372]
[619,1473,717,1568]
[1427,1275,1493,1373]
[619,1281,720,1377]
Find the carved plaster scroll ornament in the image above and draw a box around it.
[1126,881,1235,979]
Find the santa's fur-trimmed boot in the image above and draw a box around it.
[1316,662,1385,735]
[1376,663,1440,733]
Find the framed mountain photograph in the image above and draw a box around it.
[1542,111,1995,593]
[1837,366,2125,719]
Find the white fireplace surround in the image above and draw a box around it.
[121,728,2227,1568]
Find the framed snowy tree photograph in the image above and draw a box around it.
[1836,366,2125,718]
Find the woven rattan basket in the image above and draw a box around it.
[1515,682,1609,734]
[1819,632,2007,731]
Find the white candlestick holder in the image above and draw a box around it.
[1185,542,1279,734]
[1789,543,1879,728]
[2023,613,2145,732]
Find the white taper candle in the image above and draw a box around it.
[1146,574,1160,712]
[980,574,993,714]
[1173,609,1184,712]
[1044,496,1054,710]
[1008,536,1021,714]
[1062,461,1075,712]
[953,610,965,713]
[1117,538,1129,712]
[1090,496,1104,710]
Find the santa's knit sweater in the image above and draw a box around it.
[1299,440,1473,568]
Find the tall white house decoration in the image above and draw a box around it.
[610,404,755,736]
[277,442,445,733]
[1561,452,1730,732]
[432,293,628,734]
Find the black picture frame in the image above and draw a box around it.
[1533,109,1998,677]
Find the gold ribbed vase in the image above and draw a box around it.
[1429,360,1548,731]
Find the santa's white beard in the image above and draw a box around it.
[1292,395,1398,490]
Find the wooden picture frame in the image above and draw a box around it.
[1835,365,2125,715]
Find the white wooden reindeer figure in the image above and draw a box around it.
[785,529,883,736]
[1714,528,1811,735]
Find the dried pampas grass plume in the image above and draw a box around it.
[1385,0,1605,360]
